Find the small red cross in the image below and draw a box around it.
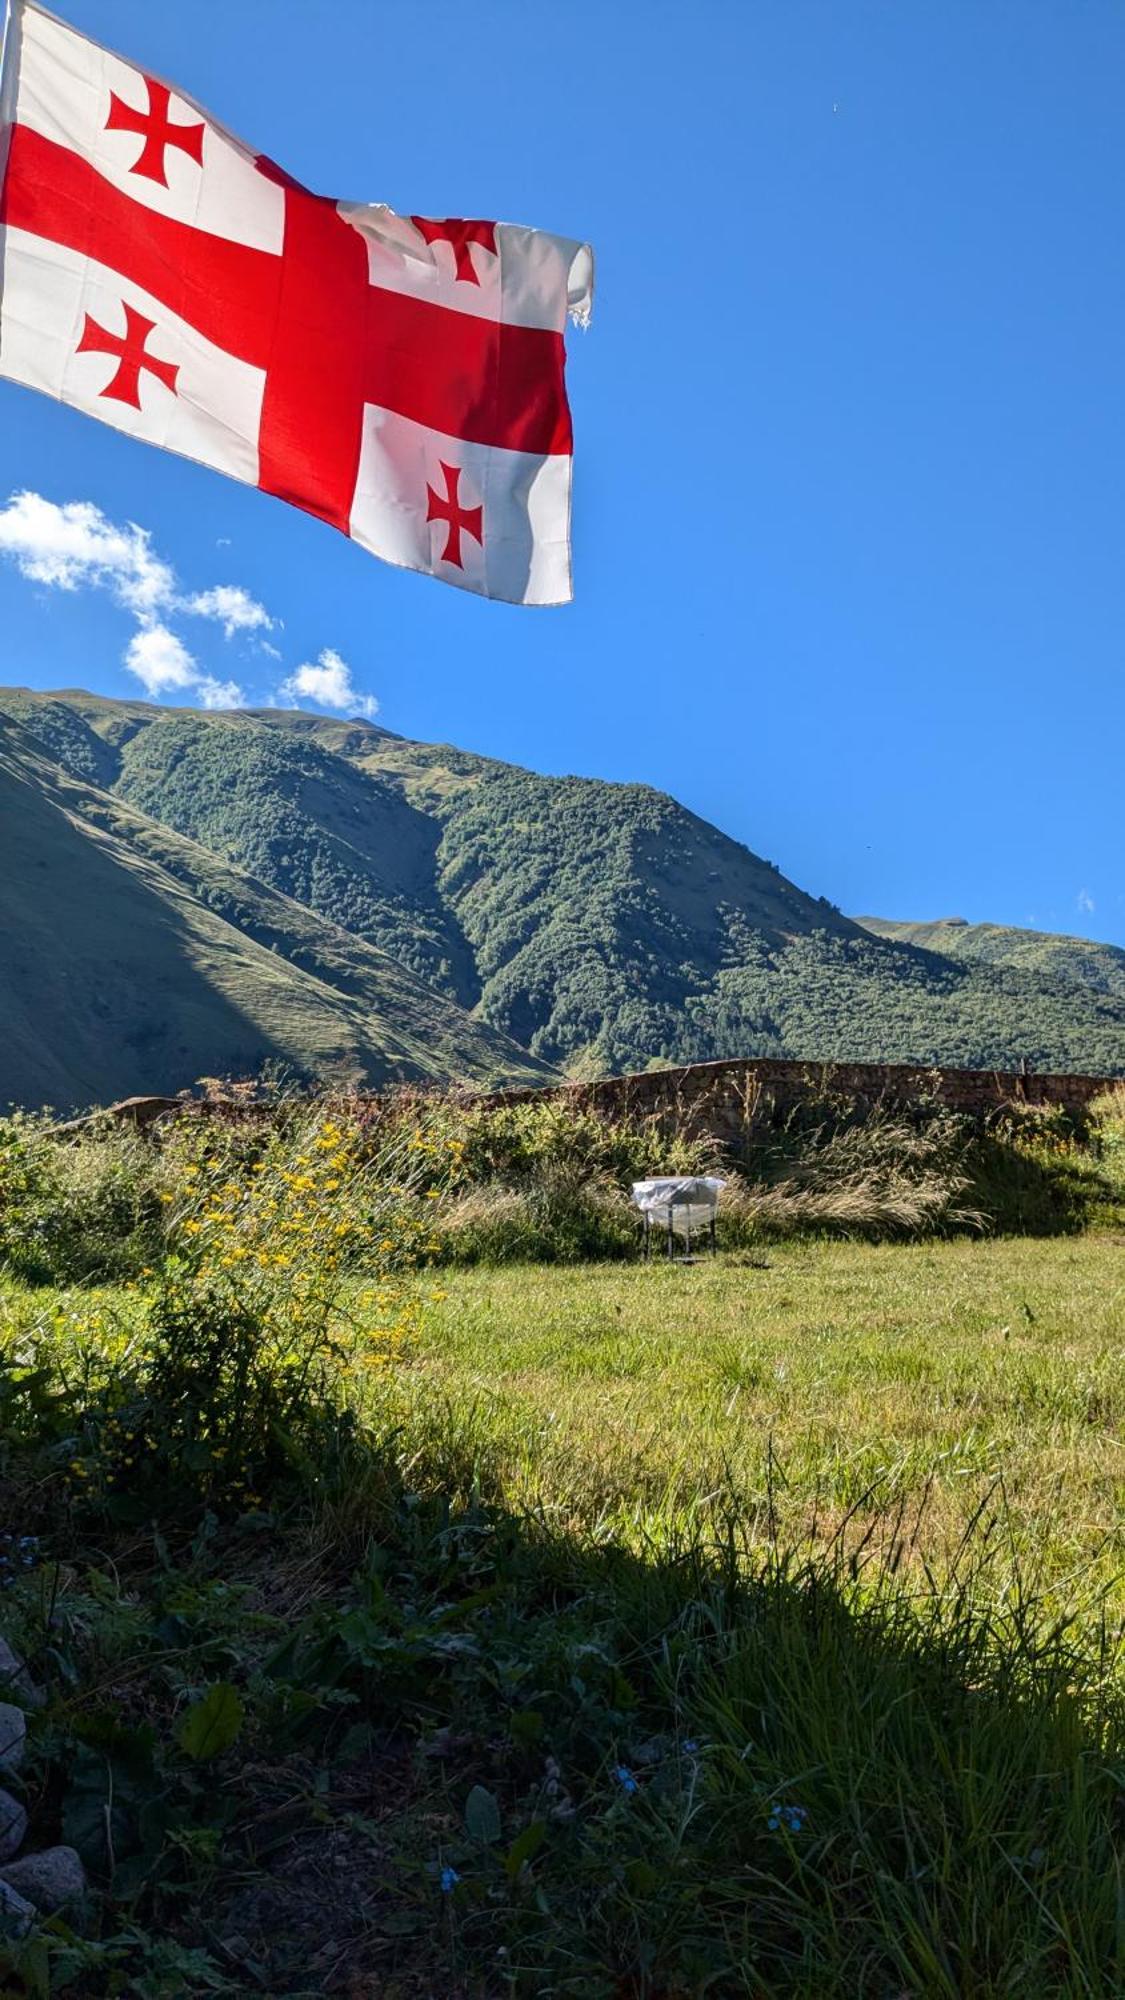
[426,462,483,568]
[411,216,498,286]
[105,76,205,187]
[77,304,179,407]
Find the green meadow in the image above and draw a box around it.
[412,1242,1125,1597]
[1,1095,1124,1995]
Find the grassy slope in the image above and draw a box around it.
[859,913,1125,995]
[0,713,551,1111]
[6,687,1125,1079]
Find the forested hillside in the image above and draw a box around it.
[0,706,551,1110]
[3,686,1123,1089]
[859,916,1125,998]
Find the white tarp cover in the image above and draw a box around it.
[631,1176,725,1237]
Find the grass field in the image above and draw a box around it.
[3,1103,1125,1995]
[406,1241,1125,1604]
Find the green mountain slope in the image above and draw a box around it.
[0,710,552,1111]
[857,917,1125,999]
[4,687,1123,1084]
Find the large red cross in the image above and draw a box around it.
[77,303,179,407]
[1,121,570,538]
[411,216,498,286]
[105,76,205,188]
[426,462,483,567]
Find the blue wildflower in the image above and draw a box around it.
[613,1764,639,1795]
[440,1864,460,1893]
[682,1740,699,1754]
[0,1534,40,1589]
[768,1803,808,1834]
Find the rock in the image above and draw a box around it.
[0,1877,34,1938]
[0,1639,44,1711]
[1,1846,87,1912]
[0,1789,27,1864]
[0,1705,26,1778]
[0,1640,23,1684]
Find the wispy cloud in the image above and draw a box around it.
[120,634,244,710]
[0,490,373,719]
[197,675,246,710]
[1077,888,1096,916]
[182,584,274,640]
[280,648,379,719]
[0,490,276,709]
[0,490,174,620]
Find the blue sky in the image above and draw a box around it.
[2,0,1122,946]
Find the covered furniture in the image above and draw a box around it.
[631,1176,725,1260]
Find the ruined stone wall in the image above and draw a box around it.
[471,1057,1117,1146]
[80,1058,1120,1141]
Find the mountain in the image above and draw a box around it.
[1,686,1122,1103]
[0,708,553,1111]
[856,917,1125,999]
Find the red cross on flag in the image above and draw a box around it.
[0,2,594,604]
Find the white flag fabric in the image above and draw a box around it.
[0,0,593,603]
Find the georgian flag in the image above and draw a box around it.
[0,1,593,604]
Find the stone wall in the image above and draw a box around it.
[73,1058,1120,1141]
[471,1057,1118,1147]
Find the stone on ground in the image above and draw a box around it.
[0,1788,27,1864]
[0,1704,26,1777]
[0,1638,44,1709]
[1,1845,87,1912]
[0,1876,34,1937]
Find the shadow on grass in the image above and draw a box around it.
[967,1128,1123,1236]
[7,1420,1120,2000]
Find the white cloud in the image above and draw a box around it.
[1077,888,1096,916]
[0,490,275,709]
[0,489,174,620]
[0,494,273,637]
[196,675,245,710]
[279,648,378,719]
[124,624,199,696]
[183,584,273,640]
[0,491,356,721]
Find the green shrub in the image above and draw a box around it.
[439,1161,639,1265]
[1090,1084,1125,1191]
[1,1085,1120,1297]
[0,1112,165,1284]
[965,1100,1125,1235]
[0,1106,441,1530]
[407,1090,713,1187]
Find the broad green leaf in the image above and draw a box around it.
[504,1819,546,1879]
[509,1709,544,1750]
[176,1683,244,1762]
[464,1783,502,1844]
